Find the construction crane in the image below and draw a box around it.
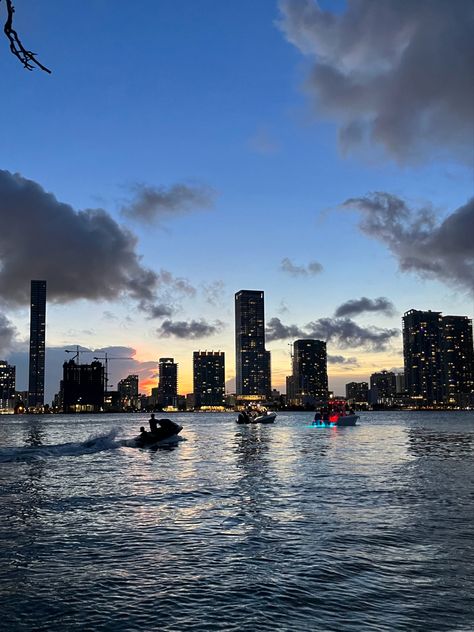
[92,352,133,392]
[65,346,84,363]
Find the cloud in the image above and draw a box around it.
[248,127,280,155]
[343,193,474,293]
[139,301,174,319]
[0,170,160,307]
[156,269,196,297]
[281,257,323,277]
[201,280,225,306]
[266,317,306,342]
[121,182,216,224]
[267,315,399,350]
[327,355,359,366]
[0,313,18,356]
[334,296,396,318]
[158,319,224,339]
[306,317,399,351]
[278,0,474,163]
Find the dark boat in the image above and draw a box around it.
[135,419,183,447]
[237,411,277,424]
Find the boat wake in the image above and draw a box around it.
[0,427,130,463]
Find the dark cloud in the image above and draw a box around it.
[0,313,18,356]
[281,257,323,277]
[344,193,474,293]
[335,296,396,318]
[0,170,159,306]
[158,319,224,339]
[266,317,305,342]
[278,0,474,163]
[327,355,359,366]
[139,301,174,319]
[121,182,216,223]
[306,317,399,351]
[267,315,398,350]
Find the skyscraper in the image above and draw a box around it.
[369,370,397,405]
[290,339,328,405]
[235,290,271,397]
[0,360,16,410]
[28,280,47,408]
[193,351,225,408]
[118,374,139,409]
[441,315,473,407]
[157,358,178,408]
[62,359,105,413]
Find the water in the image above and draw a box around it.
[0,411,473,631]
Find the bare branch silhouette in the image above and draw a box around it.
[2,0,51,73]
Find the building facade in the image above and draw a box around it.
[62,360,105,413]
[193,351,225,409]
[403,310,444,406]
[235,290,271,397]
[28,280,47,408]
[118,374,139,409]
[369,370,397,405]
[289,339,328,406]
[0,361,16,410]
[346,381,368,405]
[157,358,178,408]
[441,315,473,407]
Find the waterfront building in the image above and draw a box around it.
[118,374,139,409]
[441,315,473,407]
[0,361,16,410]
[403,310,444,406]
[157,358,178,408]
[193,351,225,409]
[62,359,105,413]
[369,370,397,405]
[28,280,47,408]
[346,381,368,405]
[235,290,271,398]
[289,339,328,406]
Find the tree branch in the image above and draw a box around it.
[2,0,51,73]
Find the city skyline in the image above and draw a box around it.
[0,1,472,402]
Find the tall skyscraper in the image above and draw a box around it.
[403,309,443,406]
[0,360,16,410]
[157,358,178,408]
[235,290,271,397]
[193,351,225,408]
[118,374,139,408]
[290,339,328,405]
[28,280,47,408]
[441,315,473,406]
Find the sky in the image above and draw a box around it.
[0,0,473,403]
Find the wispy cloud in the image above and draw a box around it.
[281,257,323,277]
[121,182,216,224]
[343,193,474,293]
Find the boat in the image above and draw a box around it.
[236,410,277,424]
[135,419,183,447]
[311,400,359,427]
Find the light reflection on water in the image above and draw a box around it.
[0,411,473,631]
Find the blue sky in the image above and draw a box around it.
[1,0,473,401]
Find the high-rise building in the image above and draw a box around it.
[193,351,225,409]
[346,381,368,405]
[62,359,105,413]
[441,315,473,407]
[235,290,271,397]
[369,370,397,405]
[0,361,16,409]
[403,309,444,406]
[28,280,47,408]
[157,358,178,408]
[118,374,139,409]
[290,339,328,405]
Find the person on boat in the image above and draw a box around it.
[313,411,322,424]
[149,414,158,432]
[139,426,148,439]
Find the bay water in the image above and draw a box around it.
[0,411,473,631]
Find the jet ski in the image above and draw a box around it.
[135,419,183,447]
